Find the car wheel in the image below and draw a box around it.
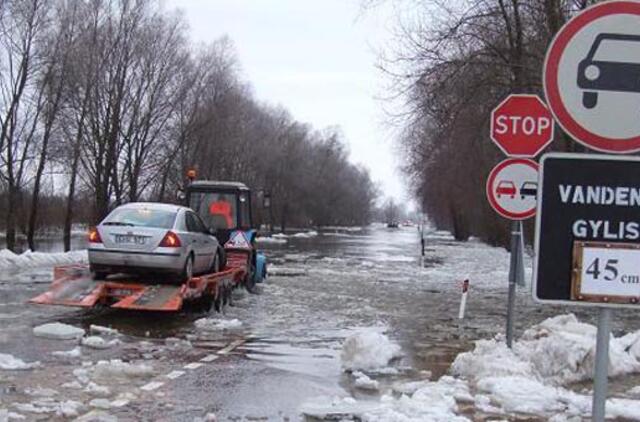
[583,91,598,109]
[181,254,194,284]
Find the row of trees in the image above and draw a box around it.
[381,0,596,245]
[0,0,378,251]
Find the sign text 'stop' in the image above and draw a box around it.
[490,94,554,157]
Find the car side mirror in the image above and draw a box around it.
[208,228,216,236]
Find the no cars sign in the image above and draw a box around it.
[544,1,640,153]
[486,158,539,220]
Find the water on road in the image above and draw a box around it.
[1,225,639,420]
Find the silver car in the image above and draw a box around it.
[88,202,222,282]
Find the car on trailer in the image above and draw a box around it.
[88,202,224,282]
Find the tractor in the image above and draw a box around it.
[185,174,267,292]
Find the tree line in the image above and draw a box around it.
[0,0,378,252]
[378,0,598,246]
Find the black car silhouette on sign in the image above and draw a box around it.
[577,33,640,109]
[520,182,537,199]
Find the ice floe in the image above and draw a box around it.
[341,329,402,371]
[33,322,85,340]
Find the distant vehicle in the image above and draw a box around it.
[577,33,640,109]
[88,202,223,282]
[387,222,399,228]
[496,180,517,198]
[520,181,537,199]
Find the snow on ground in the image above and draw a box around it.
[0,249,87,271]
[341,328,402,371]
[255,236,287,245]
[33,322,85,340]
[194,318,243,331]
[305,314,640,420]
[271,230,318,239]
[0,353,39,370]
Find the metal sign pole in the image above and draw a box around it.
[592,307,612,422]
[506,220,520,348]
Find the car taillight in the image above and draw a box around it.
[88,227,102,243]
[160,231,181,247]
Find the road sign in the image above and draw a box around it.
[533,152,640,308]
[486,158,538,220]
[490,94,554,157]
[544,1,640,153]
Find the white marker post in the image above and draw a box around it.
[458,279,469,319]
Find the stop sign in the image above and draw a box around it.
[490,94,554,157]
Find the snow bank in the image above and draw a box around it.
[0,353,39,370]
[33,322,85,340]
[341,329,402,371]
[291,230,318,239]
[452,314,640,386]
[255,236,287,245]
[301,376,472,421]
[449,313,640,419]
[194,318,243,331]
[0,249,86,270]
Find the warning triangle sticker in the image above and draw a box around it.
[225,231,251,249]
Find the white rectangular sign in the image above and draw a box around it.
[577,245,640,300]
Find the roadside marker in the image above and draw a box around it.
[458,279,469,319]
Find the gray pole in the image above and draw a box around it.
[506,220,521,348]
[592,307,612,422]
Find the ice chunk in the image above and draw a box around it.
[89,399,112,410]
[75,410,118,422]
[291,230,318,239]
[89,325,119,336]
[164,337,192,349]
[33,322,85,340]
[0,353,39,370]
[84,382,111,398]
[92,359,154,380]
[52,347,82,358]
[81,336,120,349]
[340,329,402,371]
[194,318,243,331]
[352,371,379,391]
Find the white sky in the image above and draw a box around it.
[163,0,408,203]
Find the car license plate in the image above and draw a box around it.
[114,234,147,245]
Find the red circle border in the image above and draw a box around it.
[486,158,539,220]
[544,1,640,153]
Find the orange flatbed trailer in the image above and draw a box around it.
[29,248,251,313]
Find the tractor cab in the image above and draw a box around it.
[186,180,254,246]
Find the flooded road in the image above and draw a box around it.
[1,225,640,420]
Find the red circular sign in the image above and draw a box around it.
[490,94,554,157]
[486,158,539,220]
[544,1,640,153]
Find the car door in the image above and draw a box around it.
[192,213,217,272]
[186,211,213,273]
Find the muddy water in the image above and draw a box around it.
[1,225,640,420]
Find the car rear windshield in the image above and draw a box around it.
[103,208,176,229]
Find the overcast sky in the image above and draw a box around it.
[163,0,408,203]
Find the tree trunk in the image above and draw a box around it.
[27,138,49,250]
[6,185,17,251]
